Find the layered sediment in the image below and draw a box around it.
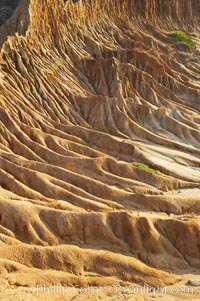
[0,0,200,300]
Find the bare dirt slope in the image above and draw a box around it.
[0,0,200,300]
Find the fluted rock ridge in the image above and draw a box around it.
[0,0,200,300]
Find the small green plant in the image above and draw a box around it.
[132,162,161,175]
[170,31,196,49]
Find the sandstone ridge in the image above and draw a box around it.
[0,0,200,300]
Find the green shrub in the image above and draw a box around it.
[170,31,196,49]
[132,162,161,175]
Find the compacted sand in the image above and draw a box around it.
[0,0,200,300]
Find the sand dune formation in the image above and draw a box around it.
[0,0,200,300]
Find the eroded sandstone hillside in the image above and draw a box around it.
[0,0,200,300]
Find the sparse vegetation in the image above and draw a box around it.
[132,162,161,175]
[170,31,196,49]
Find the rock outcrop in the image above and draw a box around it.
[0,0,200,300]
